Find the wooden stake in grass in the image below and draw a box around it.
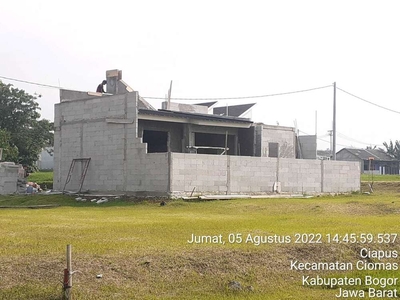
[63,244,72,300]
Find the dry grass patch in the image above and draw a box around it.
[3,242,400,299]
[0,245,353,299]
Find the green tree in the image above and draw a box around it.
[12,119,54,167]
[0,81,53,167]
[383,140,400,160]
[0,82,40,130]
[0,129,18,162]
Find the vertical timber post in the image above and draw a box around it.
[332,82,337,160]
[63,244,72,300]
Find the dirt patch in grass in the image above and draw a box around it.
[361,181,400,194]
[312,200,399,216]
[338,201,378,215]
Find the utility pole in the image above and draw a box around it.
[332,82,337,160]
[315,111,318,159]
[167,80,173,110]
[328,130,333,159]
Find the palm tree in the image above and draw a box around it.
[383,140,400,159]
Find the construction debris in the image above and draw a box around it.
[96,198,108,204]
[182,194,316,201]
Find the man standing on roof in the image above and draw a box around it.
[96,80,107,93]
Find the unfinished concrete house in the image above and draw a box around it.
[53,69,360,196]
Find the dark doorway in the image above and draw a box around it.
[143,130,168,153]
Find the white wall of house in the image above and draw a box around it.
[36,147,54,170]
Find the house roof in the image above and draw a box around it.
[213,103,256,117]
[338,148,397,161]
[138,108,253,127]
[195,101,218,108]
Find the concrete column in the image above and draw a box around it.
[321,159,324,193]
[226,155,231,195]
[106,69,122,94]
[183,124,195,152]
[233,135,238,155]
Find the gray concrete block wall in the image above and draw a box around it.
[54,91,169,194]
[57,95,127,123]
[261,125,296,158]
[127,153,169,193]
[170,154,360,196]
[171,153,228,194]
[84,122,126,191]
[322,160,360,193]
[279,158,322,193]
[229,157,277,193]
[0,162,19,195]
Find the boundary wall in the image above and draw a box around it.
[170,153,360,195]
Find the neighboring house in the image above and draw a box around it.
[317,149,332,160]
[36,147,54,170]
[336,148,399,174]
[52,69,360,195]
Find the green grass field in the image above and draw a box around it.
[361,173,400,182]
[1,190,400,299]
[27,171,53,183]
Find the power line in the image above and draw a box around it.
[1,74,398,114]
[337,87,400,115]
[0,75,63,89]
[0,75,332,101]
[143,85,333,101]
[336,131,383,147]
[298,129,363,148]
[0,74,388,148]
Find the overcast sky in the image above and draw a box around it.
[1,0,399,151]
